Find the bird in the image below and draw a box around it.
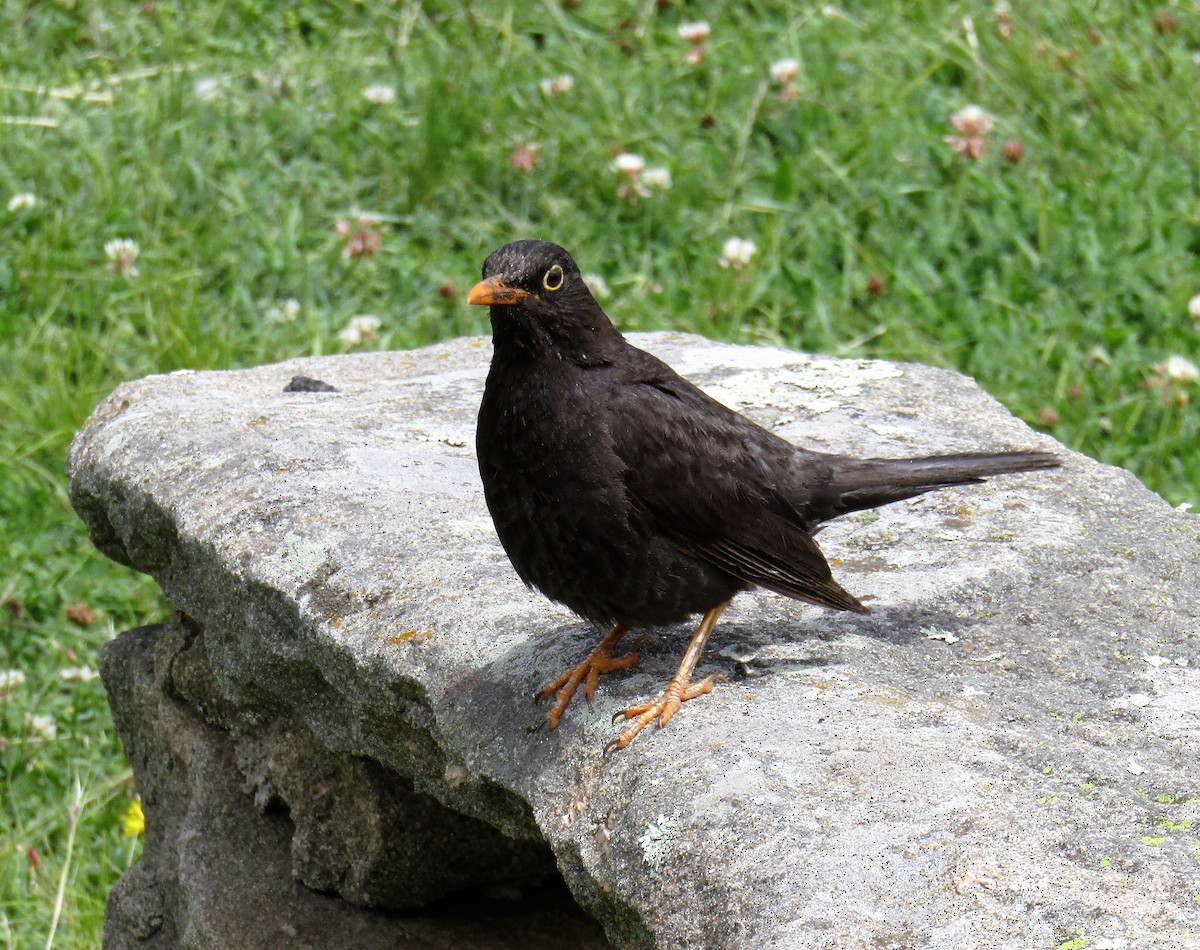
[467,239,1059,752]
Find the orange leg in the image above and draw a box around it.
[539,625,640,729]
[605,600,730,754]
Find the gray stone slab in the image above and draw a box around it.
[70,334,1200,949]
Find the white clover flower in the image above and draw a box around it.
[509,142,540,172]
[678,21,711,63]
[945,105,994,160]
[614,154,649,199]
[338,314,382,347]
[1188,294,1200,321]
[104,238,140,277]
[993,3,1014,39]
[1159,355,1199,384]
[7,192,37,213]
[769,59,800,85]
[1,669,26,692]
[677,22,711,43]
[950,104,994,137]
[60,666,99,683]
[641,167,672,190]
[336,212,383,259]
[719,237,757,269]
[25,713,56,742]
[266,298,301,323]
[540,74,575,96]
[613,153,646,177]
[583,274,610,299]
[361,84,396,105]
[194,77,227,102]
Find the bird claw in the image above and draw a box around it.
[537,626,638,730]
[605,672,726,752]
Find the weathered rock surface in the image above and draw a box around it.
[70,334,1200,949]
[100,623,608,949]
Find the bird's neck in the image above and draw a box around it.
[489,307,624,368]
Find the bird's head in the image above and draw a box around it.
[467,240,618,365]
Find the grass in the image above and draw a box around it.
[1,2,1197,945]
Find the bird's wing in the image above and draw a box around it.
[606,350,867,613]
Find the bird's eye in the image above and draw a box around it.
[542,264,564,292]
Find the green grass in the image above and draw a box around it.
[2,2,1198,944]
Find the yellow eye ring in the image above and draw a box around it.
[542,264,564,292]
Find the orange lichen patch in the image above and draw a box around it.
[389,629,432,644]
[829,557,842,566]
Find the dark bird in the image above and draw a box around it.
[467,240,1058,751]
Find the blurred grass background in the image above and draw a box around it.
[2,2,1198,944]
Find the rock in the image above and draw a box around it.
[100,622,609,949]
[70,334,1200,949]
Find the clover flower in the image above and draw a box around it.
[7,192,36,213]
[719,237,757,269]
[769,58,801,102]
[60,666,99,683]
[105,238,140,277]
[1187,294,1200,322]
[678,22,710,65]
[641,167,672,190]
[195,77,228,101]
[945,105,994,159]
[266,298,301,324]
[338,314,382,347]
[540,74,574,96]
[336,213,383,259]
[614,153,648,199]
[994,3,1014,39]
[510,143,541,172]
[25,713,56,742]
[1160,355,1198,385]
[1145,354,1198,408]
[362,84,396,105]
[770,59,799,85]
[1,670,25,693]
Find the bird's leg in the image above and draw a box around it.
[605,601,730,753]
[540,624,639,729]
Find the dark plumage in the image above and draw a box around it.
[468,239,1058,750]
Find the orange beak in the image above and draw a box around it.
[466,276,529,306]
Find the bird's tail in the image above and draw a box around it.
[826,451,1059,519]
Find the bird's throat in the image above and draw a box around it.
[489,306,621,367]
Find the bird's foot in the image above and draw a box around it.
[539,625,639,729]
[605,671,727,754]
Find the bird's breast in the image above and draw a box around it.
[475,359,744,626]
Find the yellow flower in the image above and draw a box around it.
[122,798,145,838]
